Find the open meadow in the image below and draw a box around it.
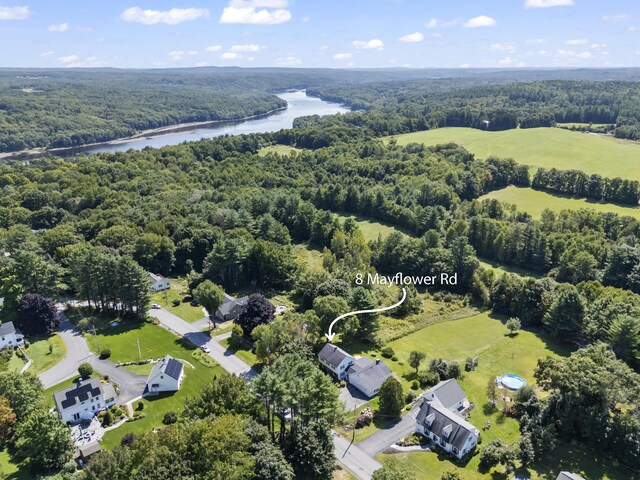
[481,186,640,220]
[391,127,640,181]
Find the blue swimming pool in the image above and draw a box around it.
[499,373,526,391]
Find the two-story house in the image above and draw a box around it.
[53,377,117,424]
[149,272,170,292]
[318,343,355,381]
[423,379,470,414]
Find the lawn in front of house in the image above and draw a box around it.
[152,277,205,323]
[0,449,32,480]
[24,334,66,375]
[219,337,259,368]
[341,312,572,475]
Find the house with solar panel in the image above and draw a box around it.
[53,377,117,424]
[146,355,185,394]
[415,378,479,459]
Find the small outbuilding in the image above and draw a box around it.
[146,355,185,394]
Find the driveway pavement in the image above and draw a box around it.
[333,431,383,479]
[357,404,421,456]
[340,384,370,412]
[88,357,147,403]
[148,308,257,380]
[38,313,92,389]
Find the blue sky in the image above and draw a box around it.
[0,0,638,69]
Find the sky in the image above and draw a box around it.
[0,0,639,69]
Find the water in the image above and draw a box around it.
[79,91,348,155]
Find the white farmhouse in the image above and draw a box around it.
[415,398,480,459]
[53,377,117,424]
[318,343,355,381]
[149,273,170,292]
[0,322,24,350]
[146,355,185,394]
[423,379,470,414]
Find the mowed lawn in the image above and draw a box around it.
[481,186,640,220]
[25,334,66,375]
[82,321,224,449]
[391,127,640,181]
[334,213,408,242]
[350,312,574,478]
[152,277,205,323]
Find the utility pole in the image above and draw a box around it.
[136,337,141,360]
[91,325,100,353]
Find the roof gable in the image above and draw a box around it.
[0,322,16,336]
[347,358,392,393]
[417,399,477,450]
[318,343,353,368]
[54,377,103,411]
[425,379,467,409]
[149,355,184,382]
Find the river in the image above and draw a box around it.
[79,90,347,155]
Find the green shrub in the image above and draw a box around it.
[418,369,440,388]
[391,355,398,361]
[172,299,180,307]
[163,411,178,425]
[77,319,90,332]
[100,348,111,359]
[78,362,93,379]
[381,347,394,358]
[411,380,419,390]
[102,409,114,427]
[137,400,144,411]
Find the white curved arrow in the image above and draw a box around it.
[325,287,407,342]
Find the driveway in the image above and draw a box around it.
[38,312,93,389]
[340,384,370,412]
[333,431,382,479]
[356,404,421,457]
[88,357,147,403]
[148,308,257,380]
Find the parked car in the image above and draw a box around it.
[151,304,161,309]
[200,345,211,353]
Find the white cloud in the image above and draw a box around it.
[206,45,223,52]
[219,0,291,24]
[58,55,80,64]
[169,50,185,60]
[120,7,209,25]
[556,49,592,59]
[565,38,588,45]
[537,50,549,56]
[196,62,208,67]
[526,38,546,45]
[629,26,639,32]
[591,43,607,49]
[425,17,459,28]
[319,45,329,51]
[464,16,497,28]
[221,52,241,60]
[576,51,592,59]
[398,32,424,43]
[40,51,54,57]
[0,6,29,20]
[230,44,264,52]
[498,57,525,67]
[602,14,631,22]
[459,63,470,68]
[352,39,384,50]
[276,55,302,66]
[524,0,574,8]
[48,23,69,32]
[333,53,352,60]
[490,42,516,53]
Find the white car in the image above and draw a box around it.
[151,304,161,309]
[200,345,211,353]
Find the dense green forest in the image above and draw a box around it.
[306,80,640,140]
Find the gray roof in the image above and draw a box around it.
[347,357,392,394]
[0,322,16,336]
[416,399,477,451]
[148,272,165,283]
[556,473,586,480]
[149,355,184,381]
[318,343,353,369]
[53,377,103,411]
[216,293,249,319]
[424,379,467,410]
[78,442,101,458]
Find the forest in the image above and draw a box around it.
[1,120,640,474]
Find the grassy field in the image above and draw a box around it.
[0,449,32,480]
[258,144,303,156]
[479,257,543,279]
[152,277,204,323]
[391,127,640,181]
[219,337,259,367]
[334,213,408,242]
[481,186,640,220]
[24,334,65,375]
[343,312,575,477]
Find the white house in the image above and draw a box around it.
[415,398,480,459]
[0,322,24,350]
[556,473,585,480]
[346,357,393,398]
[146,355,185,394]
[318,343,355,381]
[423,379,470,414]
[149,273,170,292]
[53,377,117,424]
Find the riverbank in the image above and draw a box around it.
[0,105,288,161]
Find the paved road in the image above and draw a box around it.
[334,432,383,479]
[357,404,420,457]
[38,313,93,389]
[148,308,257,380]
